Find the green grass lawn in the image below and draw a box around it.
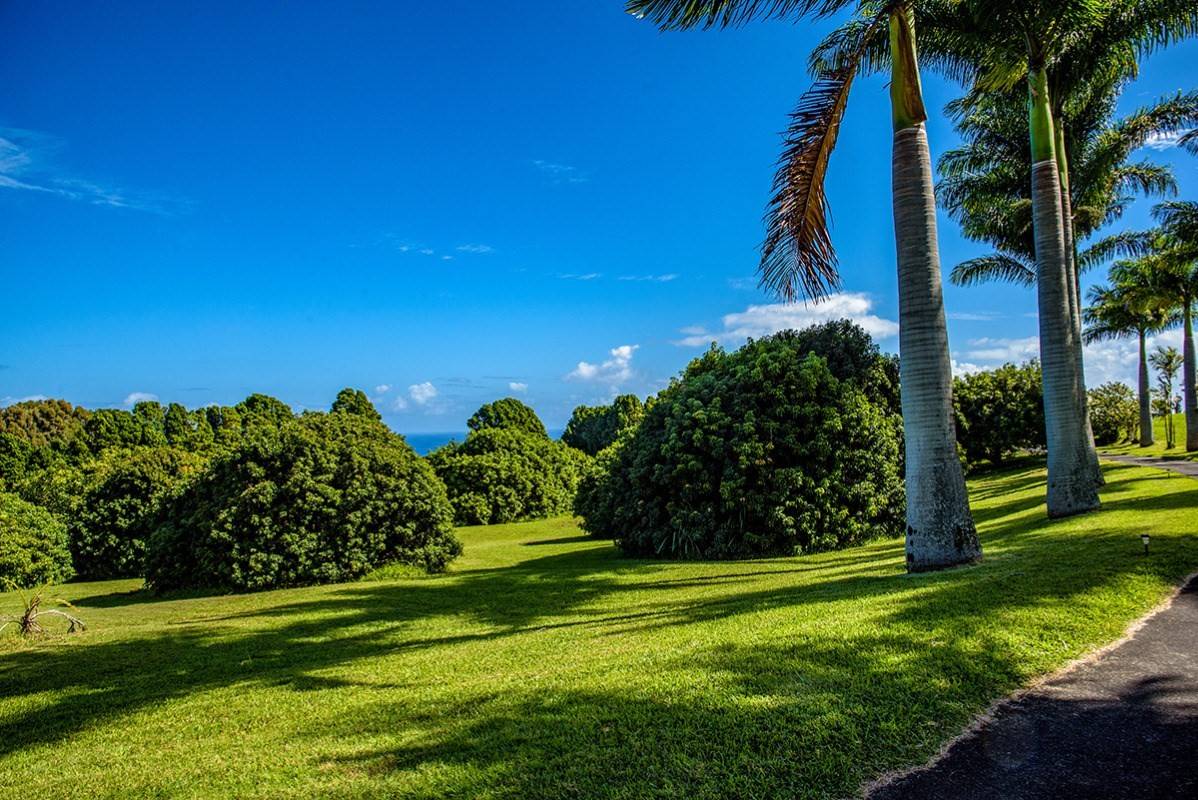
[3,462,1197,799]
[1100,417,1196,460]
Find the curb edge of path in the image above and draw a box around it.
[855,569,1198,800]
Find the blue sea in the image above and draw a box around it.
[402,429,565,455]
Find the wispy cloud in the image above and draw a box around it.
[947,311,1003,322]
[567,345,638,386]
[1141,129,1193,151]
[675,293,899,347]
[509,381,528,393]
[0,394,49,407]
[123,391,159,406]
[533,159,588,184]
[960,336,1040,363]
[618,274,678,283]
[0,127,176,213]
[559,272,602,281]
[456,244,494,254]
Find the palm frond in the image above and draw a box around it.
[949,253,1036,288]
[758,11,888,301]
[1078,230,1155,272]
[624,0,848,30]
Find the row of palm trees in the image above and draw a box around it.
[627,0,1198,573]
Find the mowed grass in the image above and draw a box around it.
[1101,417,1196,460]
[3,462,1198,799]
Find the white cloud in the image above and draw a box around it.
[618,274,678,283]
[0,394,49,407]
[559,272,602,281]
[1,128,170,212]
[1083,329,1182,387]
[675,292,899,347]
[951,360,985,376]
[419,248,435,256]
[960,336,1040,363]
[568,344,639,385]
[123,391,159,406]
[947,311,1003,322]
[533,159,588,184]
[509,381,528,393]
[408,381,438,405]
[374,384,391,395]
[456,244,494,254]
[1141,130,1192,151]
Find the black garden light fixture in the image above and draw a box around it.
[1141,534,1151,555]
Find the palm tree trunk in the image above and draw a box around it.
[890,7,980,571]
[1054,123,1102,484]
[1028,67,1100,517]
[1139,328,1154,446]
[1185,299,1197,451]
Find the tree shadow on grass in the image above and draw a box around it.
[1,464,1196,795]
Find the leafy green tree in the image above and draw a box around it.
[1150,345,1184,448]
[627,0,979,571]
[577,331,904,559]
[71,447,207,580]
[467,397,548,438]
[0,492,73,588]
[331,388,382,422]
[146,412,458,593]
[0,399,90,450]
[1088,382,1139,445]
[0,434,34,491]
[429,428,588,526]
[562,395,645,456]
[953,361,1046,467]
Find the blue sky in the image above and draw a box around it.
[2,2,1196,433]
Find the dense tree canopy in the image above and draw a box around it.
[431,403,588,525]
[331,388,382,422]
[953,361,1046,468]
[576,329,905,559]
[1088,382,1139,445]
[0,492,73,588]
[146,412,458,593]
[466,397,548,438]
[0,399,90,451]
[562,395,646,456]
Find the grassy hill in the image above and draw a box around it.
[3,461,1197,799]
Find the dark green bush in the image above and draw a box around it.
[1089,382,1138,445]
[429,426,589,526]
[71,447,207,580]
[576,330,905,559]
[953,361,1045,467]
[562,395,645,456]
[467,398,548,438]
[146,413,458,593]
[0,492,73,588]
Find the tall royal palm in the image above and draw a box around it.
[1084,263,1172,447]
[626,0,981,570]
[1147,202,1198,449]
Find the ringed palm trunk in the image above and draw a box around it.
[1054,124,1103,484]
[1028,67,1100,517]
[1138,328,1154,446]
[890,8,980,571]
[1185,299,1197,451]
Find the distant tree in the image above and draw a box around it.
[330,388,382,422]
[0,434,33,491]
[1088,382,1139,445]
[147,412,458,592]
[1150,346,1184,449]
[0,399,90,450]
[953,362,1046,467]
[0,492,74,588]
[467,398,547,438]
[562,395,645,456]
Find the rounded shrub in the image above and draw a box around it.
[576,331,905,558]
[467,398,548,438]
[145,413,459,593]
[0,492,74,588]
[71,447,207,580]
[429,427,589,526]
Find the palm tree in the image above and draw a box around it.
[1083,262,1172,446]
[626,0,981,571]
[1145,203,1198,449]
[1149,345,1183,448]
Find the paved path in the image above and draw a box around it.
[1100,453,1198,478]
[868,577,1198,799]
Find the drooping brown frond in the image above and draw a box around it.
[758,13,886,301]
